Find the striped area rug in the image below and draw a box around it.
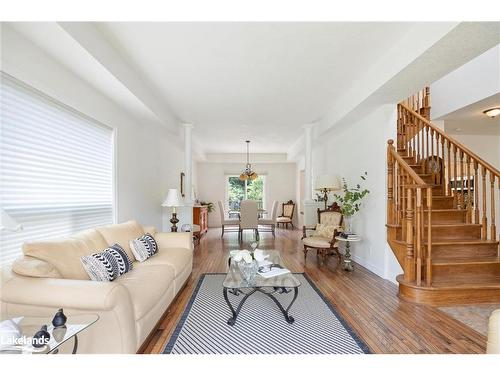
[163,273,370,354]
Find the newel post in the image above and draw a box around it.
[387,140,395,224]
[404,188,415,282]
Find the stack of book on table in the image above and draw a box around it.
[256,260,290,278]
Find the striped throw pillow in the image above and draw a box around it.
[80,244,133,282]
[129,233,158,262]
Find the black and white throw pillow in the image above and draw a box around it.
[129,233,158,262]
[80,244,133,282]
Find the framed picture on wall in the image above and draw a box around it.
[180,172,185,197]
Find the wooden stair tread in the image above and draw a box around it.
[432,256,500,266]
[392,238,498,246]
[424,223,481,228]
[398,277,500,290]
[423,208,466,213]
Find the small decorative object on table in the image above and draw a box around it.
[51,308,67,328]
[32,325,51,348]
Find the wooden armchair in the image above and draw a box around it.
[276,200,295,229]
[302,203,343,265]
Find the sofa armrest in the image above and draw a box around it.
[1,275,132,311]
[155,232,193,251]
[487,309,500,354]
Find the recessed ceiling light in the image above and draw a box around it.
[454,128,461,132]
[483,107,500,118]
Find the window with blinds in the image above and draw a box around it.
[0,73,114,266]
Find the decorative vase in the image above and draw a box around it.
[32,325,50,348]
[238,260,259,284]
[344,215,354,234]
[52,308,67,328]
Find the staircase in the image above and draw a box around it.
[386,88,500,305]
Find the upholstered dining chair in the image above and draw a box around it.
[258,200,279,237]
[218,200,240,237]
[239,200,259,241]
[302,203,343,265]
[276,200,295,228]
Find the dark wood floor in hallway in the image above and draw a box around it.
[142,228,487,354]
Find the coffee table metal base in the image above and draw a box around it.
[223,286,298,326]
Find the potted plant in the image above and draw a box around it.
[333,172,370,234]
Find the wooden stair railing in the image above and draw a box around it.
[397,102,500,245]
[387,140,433,286]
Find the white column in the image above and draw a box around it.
[183,123,193,203]
[303,124,314,203]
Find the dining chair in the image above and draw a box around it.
[218,200,240,237]
[258,200,278,237]
[239,200,259,241]
[276,200,295,229]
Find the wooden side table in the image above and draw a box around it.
[335,235,361,272]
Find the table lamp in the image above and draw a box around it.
[162,189,184,232]
[315,174,341,209]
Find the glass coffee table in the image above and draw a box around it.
[223,250,301,326]
[0,313,99,354]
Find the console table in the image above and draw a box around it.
[193,205,208,235]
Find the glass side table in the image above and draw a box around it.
[335,235,362,272]
[0,313,99,354]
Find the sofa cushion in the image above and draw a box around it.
[142,226,157,236]
[81,244,134,282]
[23,238,93,280]
[116,264,175,320]
[70,228,109,252]
[139,248,192,277]
[130,233,158,262]
[12,256,61,278]
[97,220,144,260]
[303,236,338,248]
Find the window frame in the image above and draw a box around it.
[0,72,117,265]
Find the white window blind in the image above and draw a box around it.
[0,73,114,266]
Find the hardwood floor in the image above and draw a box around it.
[141,227,487,354]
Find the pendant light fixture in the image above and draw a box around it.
[239,140,258,181]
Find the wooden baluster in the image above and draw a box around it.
[416,118,421,163]
[446,140,452,197]
[430,128,435,183]
[405,188,415,282]
[415,188,422,286]
[440,134,445,186]
[424,126,429,173]
[466,155,472,223]
[491,173,496,241]
[474,161,479,224]
[459,150,464,209]
[482,166,488,240]
[387,141,395,224]
[426,187,432,286]
[453,145,458,207]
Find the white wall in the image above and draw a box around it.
[1,25,184,230]
[311,105,402,282]
[196,162,297,228]
[431,44,500,120]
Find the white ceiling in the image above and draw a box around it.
[95,22,418,153]
[442,93,500,135]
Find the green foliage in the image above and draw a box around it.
[247,178,263,201]
[333,172,370,217]
[199,201,214,212]
[227,176,264,210]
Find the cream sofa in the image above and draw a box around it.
[0,220,193,354]
[487,309,500,354]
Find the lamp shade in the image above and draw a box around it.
[315,174,341,191]
[161,189,184,207]
[0,208,23,231]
